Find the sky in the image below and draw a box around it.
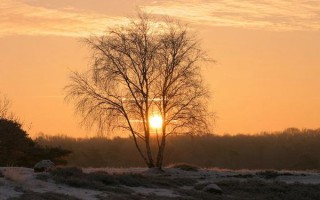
[1,0,319,137]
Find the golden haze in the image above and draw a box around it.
[0,0,319,137]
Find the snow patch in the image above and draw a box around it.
[0,167,102,200]
[0,178,23,200]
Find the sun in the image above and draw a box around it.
[149,114,163,129]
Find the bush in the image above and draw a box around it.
[0,118,71,167]
[168,163,200,171]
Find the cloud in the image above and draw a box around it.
[0,0,129,37]
[142,0,320,31]
[1,0,319,38]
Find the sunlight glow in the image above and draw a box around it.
[149,114,163,129]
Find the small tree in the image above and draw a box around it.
[66,13,211,169]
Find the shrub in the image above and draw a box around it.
[168,163,200,171]
[0,118,71,167]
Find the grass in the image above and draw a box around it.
[176,179,320,200]
[217,179,320,200]
[8,191,81,200]
[33,167,320,200]
[46,167,195,193]
[17,182,319,200]
[96,193,180,200]
[256,170,298,179]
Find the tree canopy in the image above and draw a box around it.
[66,13,211,168]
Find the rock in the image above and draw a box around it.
[202,184,223,194]
[194,181,223,194]
[34,160,55,172]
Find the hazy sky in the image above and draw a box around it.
[1,0,319,137]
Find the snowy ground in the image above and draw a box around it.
[0,167,101,200]
[1,167,320,200]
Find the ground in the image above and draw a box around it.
[1,166,320,200]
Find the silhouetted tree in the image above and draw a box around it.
[0,93,12,119]
[66,13,211,169]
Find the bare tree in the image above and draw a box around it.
[66,13,211,169]
[0,93,11,120]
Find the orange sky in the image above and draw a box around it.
[1,0,319,137]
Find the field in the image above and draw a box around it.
[1,166,320,200]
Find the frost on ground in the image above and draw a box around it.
[1,167,320,200]
[0,167,102,200]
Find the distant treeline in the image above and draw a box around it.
[35,128,320,170]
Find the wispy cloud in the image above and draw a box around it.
[0,0,129,37]
[142,0,320,31]
[1,0,319,37]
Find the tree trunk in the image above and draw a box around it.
[131,133,150,168]
[145,132,155,168]
[156,129,166,169]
